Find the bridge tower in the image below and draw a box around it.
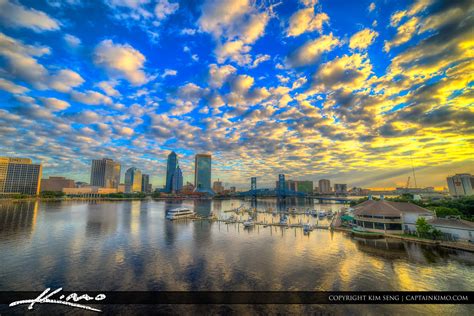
[277,174,286,199]
[250,177,257,198]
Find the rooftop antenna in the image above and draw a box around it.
[410,153,418,188]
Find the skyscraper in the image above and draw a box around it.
[0,157,42,195]
[125,167,142,193]
[194,154,213,194]
[141,174,150,193]
[319,179,331,194]
[90,158,121,188]
[165,151,177,193]
[447,174,474,197]
[213,179,224,193]
[171,165,183,193]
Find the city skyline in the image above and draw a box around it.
[0,0,472,190]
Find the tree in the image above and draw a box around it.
[431,206,462,218]
[431,228,443,240]
[416,217,432,238]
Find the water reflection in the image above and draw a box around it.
[0,199,473,315]
[0,201,37,239]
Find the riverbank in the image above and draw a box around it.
[385,233,474,253]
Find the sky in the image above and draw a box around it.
[0,0,473,191]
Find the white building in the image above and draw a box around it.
[447,174,474,197]
[428,217,474,242]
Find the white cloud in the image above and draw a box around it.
[49,69,84,92]
[369,2,376,12]
[249,54,270,68]
[0,78,29,94]
[116,126,134,136]
[0,0,60,32]
[94,39,148,85]
[287,7,329,37]
[208,64,237,88]
[40,97,70,111]
[97,80,121,97]
[286,33,340,67]
[162,69,178,78]
[154,0,179,20]
[71,90,113,105]
[349,28,378,50]
[64,34,81,47]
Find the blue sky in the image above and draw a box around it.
[0,0,473,190]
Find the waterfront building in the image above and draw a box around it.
[334,184,348,195]
[125,167,142,193]
[172,165,183,193]
[90,158,121,188]
[319,179,331,194]
[194,154,213,194]
[230,186,236,193]
[141,174,150,193]
[63,187,118,196]
[447,174,474,197]
[181,181,195,194]
[353,199,434,234]
[213,179,224,194]
[41,176,75,192]
[427,217,474,242]
[165,151,178,193]
[0,157,42,195]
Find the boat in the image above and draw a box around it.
[166,207,195,220]
[318,210,327,218]
[351,227,384,239]
[279,215,288,225]
[303,223,313,234]
[243,217,255,228]
[311,210,318,217]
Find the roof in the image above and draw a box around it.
[428,218,474,230]
[353,200,433,217]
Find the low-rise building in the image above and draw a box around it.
[63,187,118,195]
[353,199,434,234]
[428,217,474,242]
[41,176,75,192]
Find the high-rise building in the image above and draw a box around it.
[125,167,142,193]
[447,174,474,197]
[213,179,224,193]
[319,179,331,194]
[141,174,150,193]
[171,165,183,193]
[165,151,178,193]
[90,158,121,188]
[296,181,313,194]
[41,176,75,192]
[334,183,348,195]
[194,154,213,194]
[0,157,42,195]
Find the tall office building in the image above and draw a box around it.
[194,154,213,194]
[447,174,474,197]
[171,165,183,193]
[296,181,313,194]
[165,151,178,193]
[141,174,150,193]
[125,167,142,193]
[90,158,121,188]
[319,179,332,194]
[0,157,42,195]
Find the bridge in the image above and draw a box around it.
[236,175,351,203]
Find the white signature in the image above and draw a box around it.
[9,287,106,312]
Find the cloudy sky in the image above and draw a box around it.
[0,0,472,190]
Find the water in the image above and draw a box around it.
[1,199,473,315]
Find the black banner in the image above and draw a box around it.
[1,291,473,305]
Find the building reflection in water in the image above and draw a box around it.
[0,201,38,239]
[85,202,119,237]
[194,199,211,218]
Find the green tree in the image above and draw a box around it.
[416,217,432,238]
[430,206,462,218]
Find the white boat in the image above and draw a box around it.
[318,210,327,218]
[311,210,318,217]
[166,207,195,220]
[280,215,288,225]
[303,223,313,234]
[243,217,255,228]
